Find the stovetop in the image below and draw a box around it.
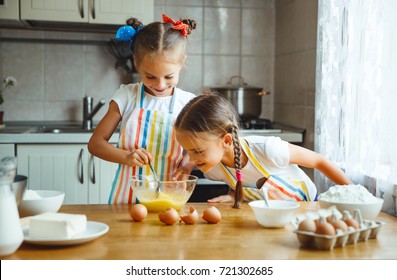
[240,117,273,130]
[240,128,282,133]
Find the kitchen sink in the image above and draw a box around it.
[0,126,39,134]
[33,125,96,133]
[0,123,121,134]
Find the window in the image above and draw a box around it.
[315,0,397,215]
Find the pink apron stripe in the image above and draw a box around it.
[266,179,302,201]
[268,189,283,200]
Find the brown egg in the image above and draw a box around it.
[129,204,148,222]
[180,207,199,225]
[158,207,179,225]
[326,215,333,223]
[343,218,360,229]
[297,219,317,232]
[202,206,222,224]
[315,222,336,236]
[330,219,348,232]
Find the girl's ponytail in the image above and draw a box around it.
[231,125,243,208]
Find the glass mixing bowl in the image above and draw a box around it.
[130,174,198,212]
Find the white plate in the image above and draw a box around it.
[23,221,109,246]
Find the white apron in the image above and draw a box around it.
[109,85,183,204]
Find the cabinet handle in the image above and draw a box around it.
[91,0,96,20]
[78,0,84,19]
[90,155,96,184]
[78,148,84,184]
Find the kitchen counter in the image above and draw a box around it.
[2,202,397,260]
[0,121,304,144]
[0,121,119,144]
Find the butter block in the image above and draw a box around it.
[29,213,87,239]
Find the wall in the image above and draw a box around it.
[0,0,275,123]
[274,0,318,151]
[274,0,318,179]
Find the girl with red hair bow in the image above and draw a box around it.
[88,14,197,204]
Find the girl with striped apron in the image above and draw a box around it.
[219,138,312,202]
[109,85,183,204]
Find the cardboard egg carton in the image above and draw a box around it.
[291,206,383,250]
[294,220,382,250]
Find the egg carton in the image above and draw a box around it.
[294,219,382,250]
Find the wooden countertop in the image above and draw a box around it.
[3,202,397,260]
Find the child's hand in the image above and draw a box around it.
[207,194,234,203]
[172,162,196,180]
[127,147,153,167]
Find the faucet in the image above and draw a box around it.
[82,96,106,130]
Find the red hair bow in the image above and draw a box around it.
[162,13,189,37]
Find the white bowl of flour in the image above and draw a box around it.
[318,185,384,220]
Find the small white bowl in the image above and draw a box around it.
[18,190,65,217]
[249,200,300,228]
[318,198,384,220]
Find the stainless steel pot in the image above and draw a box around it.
[208,76,270,119]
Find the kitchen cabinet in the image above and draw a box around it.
[20,0,153,25]
[0,144,15,159]
[16,144,117,204]
[0,0,19,20]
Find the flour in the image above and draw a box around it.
[318,184,378,203]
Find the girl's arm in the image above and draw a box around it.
[288,143,352,185]
[172,153,196,180]
[87,101,152,167]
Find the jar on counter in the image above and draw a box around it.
[0,157,23,257]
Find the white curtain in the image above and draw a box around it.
[315,0,397,216]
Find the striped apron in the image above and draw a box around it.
[109,85,183,204]
[219,138,311,202]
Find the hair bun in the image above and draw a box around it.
[126,17,143,29]
[181,19,197,35]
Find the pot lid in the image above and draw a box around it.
[209,76,270,95]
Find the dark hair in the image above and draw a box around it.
[126,17,196,69]
[174,93,244,208]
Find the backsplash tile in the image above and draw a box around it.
[44,100,82,121]
[2,49,44,103]
[241,55,273,88]
[155,0,203,6]
[242,6,275,56]
[84,51,122,101]
[44,51,86,102]
[5,100,44,121]
[204,0,241,8]
[178,54,203,94]
[203,55,240,86]
[203,7,241,55]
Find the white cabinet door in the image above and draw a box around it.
[20,0,89,22]
[0,0,19,20]
[0,144,15,159]
[20,0,153,25]
[89,0,153,25]
[87,152,117,204]
[16,144,116,204]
